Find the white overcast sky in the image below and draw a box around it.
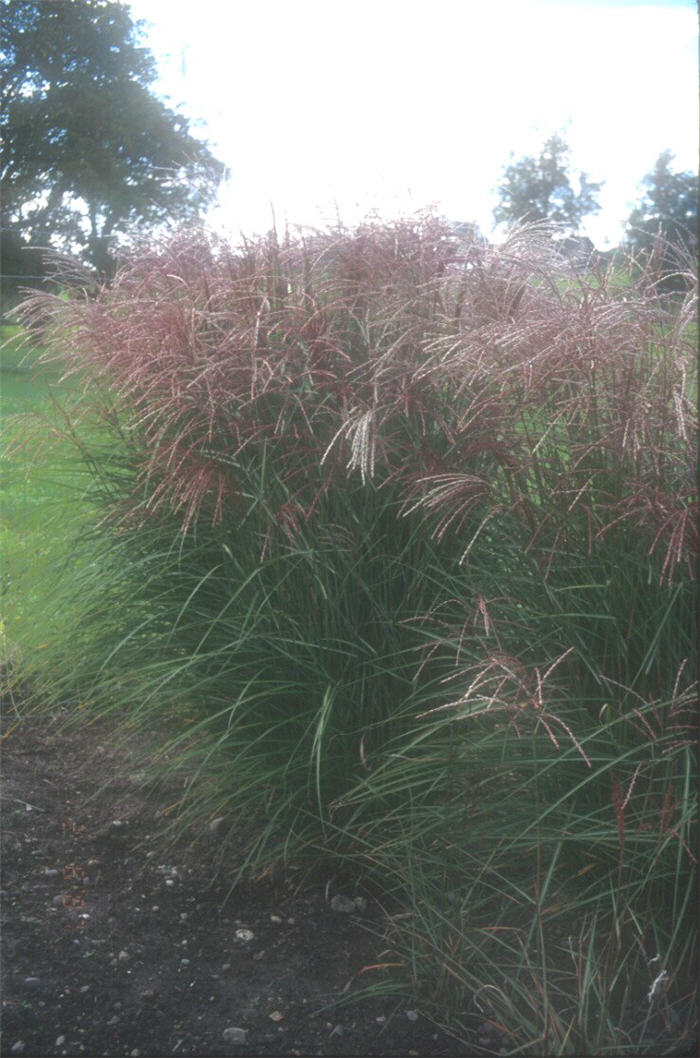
[127,0,698,247]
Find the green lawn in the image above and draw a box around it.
[1,325,93,658]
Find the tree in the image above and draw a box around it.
[625,150,698,286]
[493,133,603,234]
[1,0,225,297]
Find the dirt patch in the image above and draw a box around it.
[1,709,477,1057]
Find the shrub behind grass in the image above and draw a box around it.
[7,217,697,1054]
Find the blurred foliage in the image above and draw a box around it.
[493,132,603,233]
[625,150,698,291]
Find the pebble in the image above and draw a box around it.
[234,928,254,942]
[329,893,366,912]
[329,894,356,913]
[23,977,41,989]
[79,985,90,993]
[117,950,129,962]
[405,1009,419,1022]
[10,1043,25,1055]
[269,1010,283,1022]
[43,868,60,878]
[52,895,65,907]
[269,914,283,923]
[222,1027,247,1044]
[55,1038,66,1047]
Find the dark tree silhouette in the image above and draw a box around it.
[494,133,602,234]
[1,0,225,299]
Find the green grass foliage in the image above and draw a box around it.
[2,219,697,1054]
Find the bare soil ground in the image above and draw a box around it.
[1,708,480,1058]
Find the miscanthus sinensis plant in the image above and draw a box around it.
[10,216,697,1054]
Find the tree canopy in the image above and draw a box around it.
[1,0,225,297]
[493,133,603,234]
[625,150,698,285]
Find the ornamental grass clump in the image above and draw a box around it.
[9,216,697,1054]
